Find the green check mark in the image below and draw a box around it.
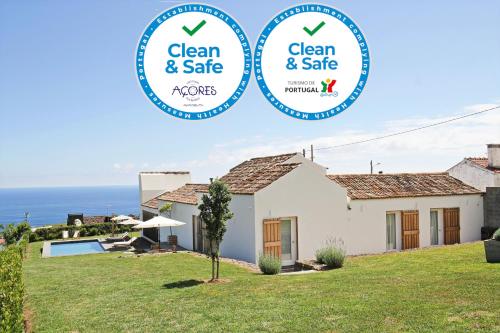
[303,21,325,36]
[182,20,206,36]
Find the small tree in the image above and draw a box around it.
[159,202,173,217]
[198,179,233,281]
[159,202,175,237]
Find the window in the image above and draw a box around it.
[281,219,292,261]
[430,210,439,245]
[386,213,396,250]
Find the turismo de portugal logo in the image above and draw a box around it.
[136,4,252,120]
[254,4,370,120]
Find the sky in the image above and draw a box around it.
[0,0,499,188]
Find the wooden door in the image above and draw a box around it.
[401,211,419,250]
[263,219,281,258]
[444,208,460,245]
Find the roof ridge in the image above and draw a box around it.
[327,172,481,200]
[227,162,300,187]
[249,152,298,160]
[139,171,190,174]
[328,172,447,177]
[228,152,298,171]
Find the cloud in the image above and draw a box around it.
[112,162,137,174]
[163,102,500,181]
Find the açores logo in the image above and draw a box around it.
[136,4,252,120]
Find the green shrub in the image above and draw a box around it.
[87,227,98,236]
[322,248,346,268]
[0,246,24,332]
[315,238,346,269]
[29,223,132,242]
[17,234,29,259]
[258,253,281,275]
[315,247,328,264]
[493,228,500,241]
[1,222,31,245]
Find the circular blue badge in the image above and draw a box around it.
[254,4,370,120]
[136,4,252,120]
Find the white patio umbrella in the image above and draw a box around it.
[118,219,141,225]
[133,216,186,250]
[110,215,132,236]
[111,215,131,222]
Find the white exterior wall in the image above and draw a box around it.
[254,163,348,262]
[158,200,198,250]
[156,195,256,262]
[448,160,497,191]
[346,194,484,255]
[219,194,256,263]
[139,172,191,203]
[286,153,327,174]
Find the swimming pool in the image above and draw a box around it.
[48,239,105,257]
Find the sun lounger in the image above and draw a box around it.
[105,232,129,242]
[73,230,80,238]
[112,237,137,249]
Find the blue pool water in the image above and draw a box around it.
[50,240,105,257]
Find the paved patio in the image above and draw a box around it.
[101,237,185,253]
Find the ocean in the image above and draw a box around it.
[0,186,139,228]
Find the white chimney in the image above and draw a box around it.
[138,171,191,203]
[487,144,500,168]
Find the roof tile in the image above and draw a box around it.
[157,184,209,205]
[141,197,159,209]
[327,173,482,200]
[217,153,300,194]
[466,157,500,173]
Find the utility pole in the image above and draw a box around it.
[371,160,381,174]
[310,144,314,162]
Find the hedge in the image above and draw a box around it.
[0,244,25,333]
[29,223,133,242]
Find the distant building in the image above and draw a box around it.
[448,144,500,230]
[448,144,500,191]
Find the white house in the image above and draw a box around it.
[448,143,500,191]
[140,153,484,266]
[448,144,500,230]
[328,173,483,254]
[138,171,191,220]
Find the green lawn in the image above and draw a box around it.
[24,242,499,332]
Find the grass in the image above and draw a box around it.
[24,242,499,332]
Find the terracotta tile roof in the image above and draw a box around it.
[466,157,500,173]
[157,183,209,205]
[82,215,108,224]
[213,153,300,194]
[141,197,159,209]
[327,173,482,200]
